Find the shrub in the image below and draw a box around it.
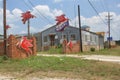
[90,47,95,52]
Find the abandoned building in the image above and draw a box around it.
[34,25,104,52]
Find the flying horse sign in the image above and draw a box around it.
[55,14,69,31]
[17,37,33,54]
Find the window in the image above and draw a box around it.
[71,34,76,40]
[90,35,93,41]
[61,35,66,39]
[35,37,38,41]
[44,36,48,42]
[95,36,97,42]
[85,35,87,41]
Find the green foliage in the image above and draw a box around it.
[57,44,62,48]
[90,47,95,52]
[0,55,9,63]
[38,46,63,54]
[2,55,9,60]
[80,46,120,56]
[48,47,62,54]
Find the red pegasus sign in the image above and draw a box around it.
[21,11,35,24]
[55,14,69,31]
[55,14,68,25]
[6,25,11,30]
[17,37,33,54]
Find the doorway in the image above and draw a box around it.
[49,34,55,46]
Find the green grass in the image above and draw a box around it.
[38,46,120,56]
[0,56,120,80]
[38,47,63,54]
[81,46,120,56]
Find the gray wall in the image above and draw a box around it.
[34,26,104,51]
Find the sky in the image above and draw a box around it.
[0,0,120,40]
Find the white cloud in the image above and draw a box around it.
[0,4,119,40]
[0,5,64,35]
[71,12,120,40]
[20,31,27,34]
[52,9,63,18]
[32,5,63,19]
[12,8,23,17]
[39,24,55,32]
[54,0,62,3]
[30,26,38,33]
[0,8,3,34]
[7,24,20,35]
[0,8,23,35]
[90,0,100,1]
[33,5,50,16]
[117,4,120,7]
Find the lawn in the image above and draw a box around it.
[82,46,120,56]
[38,46,120,56]
[0,56,120,80]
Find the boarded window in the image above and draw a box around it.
[44,36,48,42]
[61,35,66,39]
[85,35,87,41]
[95,36,97,42]
[71,34,76,40]
[90,35,93,41]
[35,37,38,41]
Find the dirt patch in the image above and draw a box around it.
[0,71,84,80]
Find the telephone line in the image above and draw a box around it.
[28,0,53,24]
[88,0,107,25]
[23,0,32,10]
[73,0,77,27]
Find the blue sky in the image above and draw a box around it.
[0,0,120,40]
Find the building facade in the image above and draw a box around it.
[34,25,104,51]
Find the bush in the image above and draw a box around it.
[48,47,62,54]
[90,47,95,52]
[57,44,62,48]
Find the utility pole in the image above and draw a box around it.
[78,5,83,52]
[106,12,112,49]
[28,19,30,39]
[3,0,7,55]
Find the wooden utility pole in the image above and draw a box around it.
[28,19,30,39]
[3,0,7,55]
[107,12,112,49]
[78,5,83,52]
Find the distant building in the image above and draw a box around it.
[0,35,3,42]
[81,25,90,31]
[34,25,104,52]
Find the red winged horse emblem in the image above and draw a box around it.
[17,37,33,55]
[21,11,35,24]
[55,14,69,31]
[55,14,68,25]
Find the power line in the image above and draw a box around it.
[73,0,77,27]
[99,0,106,12]
[88,0,107,25]
[23,0,46,23]
[23,0,33,10]
[28,0,53,24]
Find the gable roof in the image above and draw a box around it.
[40,25,103,36]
